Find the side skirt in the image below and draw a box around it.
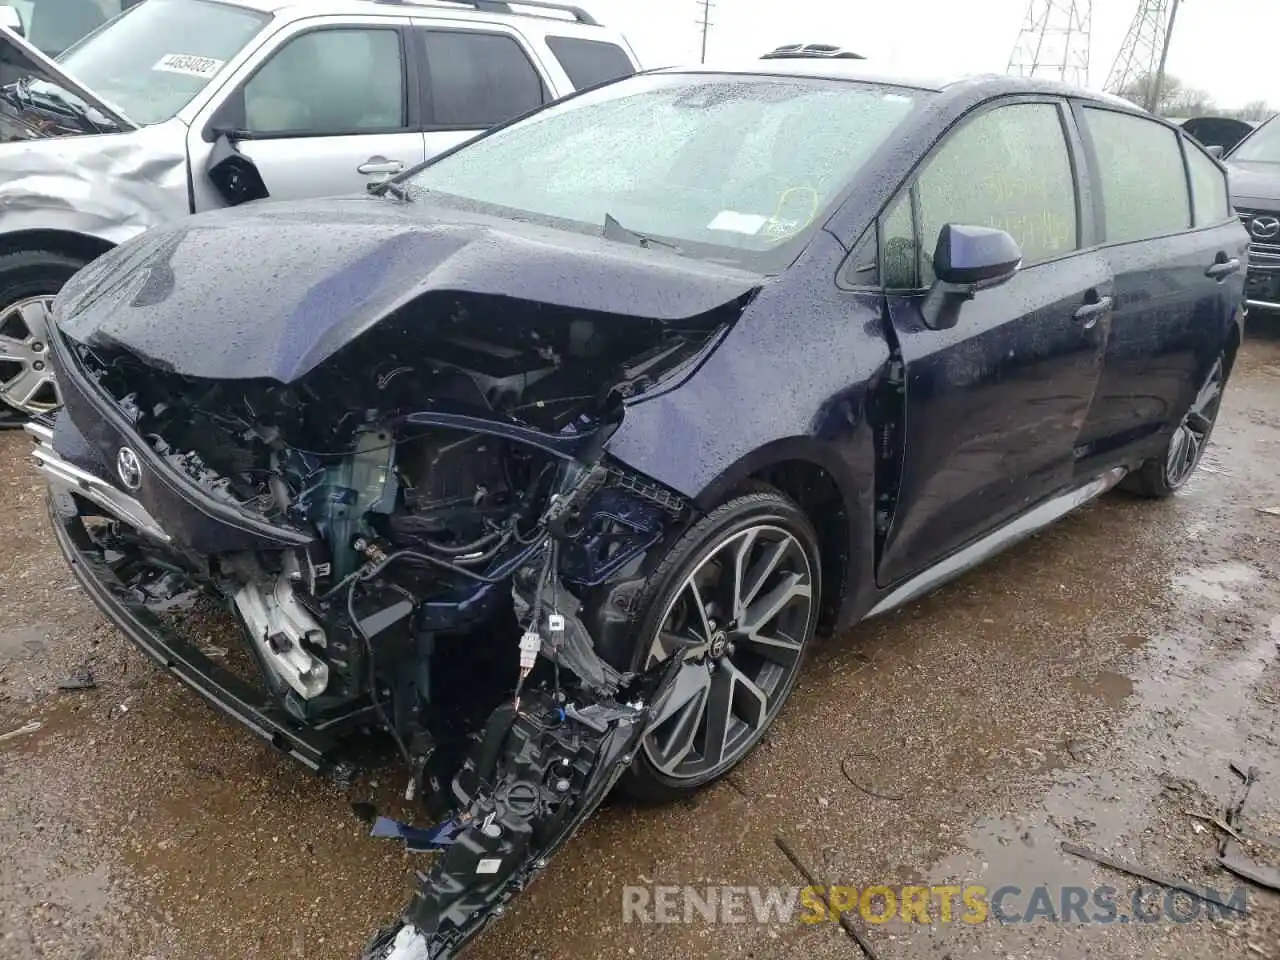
[865,467,1128,619]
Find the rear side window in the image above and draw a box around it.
[1185,142,1231,226]
[1083,107,1191,243]
[545,35,634,89]
[915,102,1078,285]
[418,29,546,128]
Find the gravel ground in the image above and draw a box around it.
[1,338,1279,960]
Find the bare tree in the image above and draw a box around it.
[1236,100,1273,122]
[1116,72,1215,116]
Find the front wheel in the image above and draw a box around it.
[619,487,821,803]
[0,249,88,419]
[1123,351,1227,498]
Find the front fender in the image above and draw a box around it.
[0,121,190,244]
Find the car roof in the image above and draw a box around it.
[654,58,1142,110]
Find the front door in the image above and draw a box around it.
[187,21,426,210]
[877,99,1113,586]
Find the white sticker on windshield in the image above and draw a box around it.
[706,211,768,235]
[152,53,225,79]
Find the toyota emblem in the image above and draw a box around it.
[116,446,142,492]
[1250,215,1280,241]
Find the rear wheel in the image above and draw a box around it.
[1123,351,1227,498]
[0,249,87,419]
[619,487,820,802]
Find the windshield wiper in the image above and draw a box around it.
[602,213,684,254]
[10,78,114,133]
[367,177,412,201]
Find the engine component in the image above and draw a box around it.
[233,553,330,700]
[306,428,398,579]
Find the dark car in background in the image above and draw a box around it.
[1225,114,1280,312]
[26,59,1246,958]
[1177,115,1257,156]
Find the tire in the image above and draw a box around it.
[0,249,87,418]
[1122,350,1228,499]
[618,485,821,803]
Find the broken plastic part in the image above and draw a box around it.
[362,661,680,960]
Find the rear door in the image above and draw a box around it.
[878,97,1114,586]
[187,16,426,209]
[1070,104,1246,473]
[410,20,552,160]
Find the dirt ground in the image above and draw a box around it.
[2,339,1279,960]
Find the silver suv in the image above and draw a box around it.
[0,0,639,418]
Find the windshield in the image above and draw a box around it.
[405,72,924,270]
[1229,117,1280,163]
[55,0,269,124]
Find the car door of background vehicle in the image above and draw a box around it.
[410,20,554,161]
[1070,103,1247,474]
[186,15,426,210]
[878,97,1115,588]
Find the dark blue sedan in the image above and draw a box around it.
[27,56,1248,958]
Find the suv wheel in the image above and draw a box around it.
[0,249,87,419]
[620,487,820,802]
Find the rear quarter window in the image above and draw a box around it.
[545,35,634,90]
[1185,142,1231,226]
[1083,107,1191,243]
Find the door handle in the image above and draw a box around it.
[1073,295,1113,329]
[357,156,405,175]
[1205,257,1241,281]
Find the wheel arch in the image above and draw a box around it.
[0,229,117,269]
[690,437,870,637]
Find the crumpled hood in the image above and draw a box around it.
[1226,160,1280,207]
[54,195,765,383]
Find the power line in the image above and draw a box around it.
[1007,0,1093,88]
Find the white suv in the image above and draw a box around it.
[0,0,639,418]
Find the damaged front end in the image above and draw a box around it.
[32,281,743,957]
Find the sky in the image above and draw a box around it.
[584,0,1279,111]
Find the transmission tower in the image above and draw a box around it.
[1104,0,1183,112]
[1007,0,1093,88]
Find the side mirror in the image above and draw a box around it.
[1206,144,1224,159]
[921,223,1022,331]
[0,5,25,36]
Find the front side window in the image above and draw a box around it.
[1084,107,1191,243]
[241,28,405,136]
[418,30,545,128]
[56,0,269,125]
[1185,142,1231,226]
[916,102,1078,285]
[406,73,925,271]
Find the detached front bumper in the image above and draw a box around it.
[27,418,355,771]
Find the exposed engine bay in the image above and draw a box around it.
[48,295,731,958]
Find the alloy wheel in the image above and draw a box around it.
[0,295,60,416]
[641,524,814,782]
[1165,356,1224,488]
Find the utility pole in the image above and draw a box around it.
[695,0,714,64]
[1147,0,1182,114]
[1105,0,1184,114]
[1007,0,1093,88]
